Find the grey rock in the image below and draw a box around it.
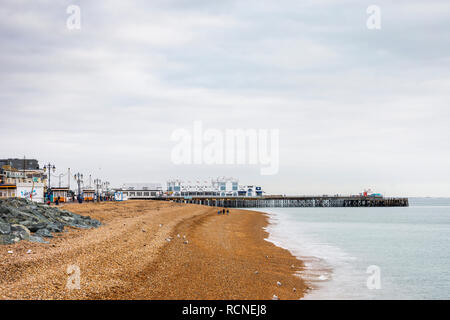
[0,223,11,235]
[11,224,31,240]
[29,235,49,244]
[0,207,10,215]
[61,216,74,222]
[46,223,64,232]
[35,228,53,238]
[0,234,20,244]
[0,198,101,245]
[28,222,47,232]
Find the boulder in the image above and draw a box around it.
[0,234,20,244]
[28,222,47,233]
[0,223,11,235]
[0,198,101,245]
[35,228,53,238]
[11,224,31,240]
[46,223,64,232]
[29,235,49,244]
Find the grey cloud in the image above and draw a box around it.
[0,0,449,196]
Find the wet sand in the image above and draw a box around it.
[0,200,307,299]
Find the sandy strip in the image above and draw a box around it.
[0,200,307,300]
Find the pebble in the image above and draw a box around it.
[7,250,13,254]
[27,249,32,254]
[183,240,189,244]
[165,238,171,242]
[293,287,296,292]
[277,281,282,286]
[272,294,279,300]
[254,271,259,275]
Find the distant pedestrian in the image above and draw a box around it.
[226,209,229,215]
[222,208,226,215]
[217,209,221,215]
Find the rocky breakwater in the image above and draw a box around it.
[0,198,101,244]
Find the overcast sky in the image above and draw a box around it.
[1,0,449,196]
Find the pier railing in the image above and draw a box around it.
[156,195,409,208]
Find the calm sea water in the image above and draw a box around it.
[258,198,450,299]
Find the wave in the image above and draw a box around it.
[262,208,379,300]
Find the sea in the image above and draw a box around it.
[258,198,450,299]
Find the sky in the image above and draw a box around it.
[1,0,449,196]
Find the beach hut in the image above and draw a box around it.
[51,187,70,203]
[83,189,95,202]
[0,184,16,199]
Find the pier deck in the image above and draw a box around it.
[159,196,409,208]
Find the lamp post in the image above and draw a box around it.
[43,163,56,202]
[94,178,102,202]
[74,173,84,203]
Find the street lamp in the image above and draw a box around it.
[74,173,84,203]
[43,163,56,201]
[94,178,102,202]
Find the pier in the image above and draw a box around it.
[162,195,409,208]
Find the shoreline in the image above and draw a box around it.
[260,208,333,300]
[0,200,307,299]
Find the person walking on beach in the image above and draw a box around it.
[226,209,229,215]
[218,209,221,215]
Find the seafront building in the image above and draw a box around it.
[114,178,263,199]
[0,158,264,202]
[167,177,263,197]
[115,183,164,200]
[0,159,46,202]
[0,158,40,171]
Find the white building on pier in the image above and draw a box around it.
[167,177,263,197]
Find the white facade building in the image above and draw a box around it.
[16,182,45,203]
[167,177,263,197]
[116,183,163,199]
